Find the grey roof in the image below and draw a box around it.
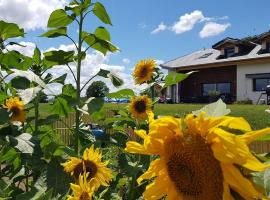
[161,45,270,70]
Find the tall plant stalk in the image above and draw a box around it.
[74,11,84,155]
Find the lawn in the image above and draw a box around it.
[39,103,270,130]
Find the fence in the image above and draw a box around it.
[52,112,270,154]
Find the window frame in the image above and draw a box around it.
[202,82,231,96]
[266,41,270,52]
[224,47,235,58]
[253,78,270,91]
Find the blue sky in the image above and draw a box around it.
[1,0,270,92]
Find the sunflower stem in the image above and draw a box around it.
[34,92,40,134]
[74,9,84,155]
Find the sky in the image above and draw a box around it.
[1,0,270,94]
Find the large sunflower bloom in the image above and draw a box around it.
[125,112,270,200]
[62,145,112,191]
[133,59,156,84]
[67,173,94,200]
[3,96,25,123]
[129,95,152,120]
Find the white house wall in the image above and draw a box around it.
[237,63,270,104]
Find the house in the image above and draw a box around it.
[161,31,270,104]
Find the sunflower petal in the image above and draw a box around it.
[209,128,270,171]
[223,181,235,200]
[221,164,264,200]
[240,128,270,144]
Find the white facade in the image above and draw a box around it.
[237,63,270,104]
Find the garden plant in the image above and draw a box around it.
[0,0,270,200]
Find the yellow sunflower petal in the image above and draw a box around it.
[223,181,235,200]
[221,164,264,200]
[134,129,147,139]
[240,127,270,144]
[209,128,270,171]
[125,141,148,154]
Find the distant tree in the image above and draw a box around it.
[86,81,109,98]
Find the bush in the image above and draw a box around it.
[86,81,109,98]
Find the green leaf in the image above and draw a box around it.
[264,168,270,197]
[44,50,74,66]
[0,93,8,104]
[62,84,76,99]
[0,50,32,70]
[192,99,231,117]
[7,133,35,154]
[0,20,24,40]
[82,32,119,55]
[163,71,192,88]
[65,0,92,16]
[40,27,67,38]
[37,115,59,126]
[50,97,73,117]
[50,73,67,84]
[10,76,31,89]
[47,9,74,28]
[94,26,110,41]
[97,69,123,87]
[88,98,104,114]
[0,108,9,124]
[33,47,41,64]
[93,2,112,25]
[107,89,135,98]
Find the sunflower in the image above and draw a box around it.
[3,96,25,123]
[67,173,94,200]
[129,95,152,120]
[125,112,270,200]
[133,59,156,84]
[62,145,112,191]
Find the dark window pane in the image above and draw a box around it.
[254,79,269,91]
[267,41,270,52]
[217,83,231,94]
[202,84,216,96]
[225,47,235,57]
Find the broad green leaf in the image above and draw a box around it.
[40,27,67,38]
[97,69,123,87]
[37,115,59,126]
[50,73,67,84]
[264,167,270,197]
[82,32,118,55]
[12,69,47,88]
[47,9,74,28]
[94,26,110,41]
[7,133,35,154]
[0,148,18,162]
[65,0,92,16]
[0,20,24,40]
[192,99,231,117]
[44,50,74,66]
[0,50,32,70]
[50,97,73,117]
[33,47,41,64]
[163,71,191,88]
[10,77,30,89]
[44,73,53,84]
[62,84,76,98]
[0,93,8,104]
[93,2,112,25]
[107,89,135,98]
[88,98,104,114]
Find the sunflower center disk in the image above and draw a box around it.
[166,136,223,200]
[73,160,98,180]
[134,100,146,113]
[140,67,148,78]
[79,192,90,200]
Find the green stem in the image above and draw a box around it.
[34,92,40,134]
[74,11,84,155]
[127,171,137,200]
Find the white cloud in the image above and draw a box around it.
[0,0,66,30]
[151,22,167,34]
[199,22,231,38]
[155,59,164,65]
[122,58,130,64]
[171,10,205,34]
[138,23,147,29]
[6,42,36,56]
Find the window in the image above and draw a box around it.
[202,83,231,96]
[253,78,270,91]
[267,41,270,52]
[225,47,235,57]
[198,53,213,59]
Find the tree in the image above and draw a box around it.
[86,81,109,98]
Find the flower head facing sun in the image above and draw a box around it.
[125,112,270,200]
[129,95,152,120]
[3,96,25,123]
[62,145,112,191]
[67,173,94,200]
[133,59,156,85]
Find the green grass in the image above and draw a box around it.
[38,103,270,130]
